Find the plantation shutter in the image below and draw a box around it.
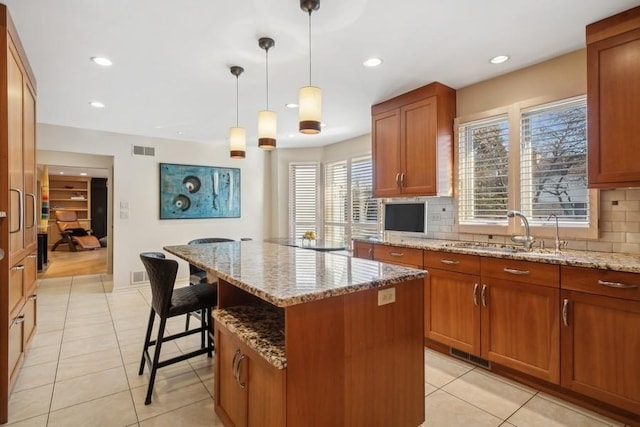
[289,163,319,239]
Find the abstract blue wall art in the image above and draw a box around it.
[159,163,241,219]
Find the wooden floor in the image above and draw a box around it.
[39,246,108,278]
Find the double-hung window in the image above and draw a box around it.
[457,95,597,239]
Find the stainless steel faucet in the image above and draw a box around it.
[547,213,566,252]
[507,210,534,250]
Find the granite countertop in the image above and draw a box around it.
[214,305,286,369]
[164,241,426,307]
[357,238,640,273]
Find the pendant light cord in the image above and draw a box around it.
[308,10,312,86]
[235,75,239,127]
[265,49,270,109]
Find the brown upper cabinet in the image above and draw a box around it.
[587,6,640,188]
[371,82,456,197]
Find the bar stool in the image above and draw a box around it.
[138,252,216,405]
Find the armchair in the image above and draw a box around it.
[51,210,101,251]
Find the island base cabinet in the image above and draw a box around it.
[561,291,640,415]
[215,324,285,427]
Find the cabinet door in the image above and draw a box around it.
[216,328,248,427]
[481,279,560,383]
[401,96,438,195]
[23,293,37,347]
[247,350,285,427]
[8,42,25,258]
[561,291,640,414]
[23,81,37,249]
[425,268,480,355]
[587,28,640,188]
[372,109,401,197]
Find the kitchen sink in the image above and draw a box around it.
[443,242,560,257]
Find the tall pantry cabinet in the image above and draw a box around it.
[0,5,37,424]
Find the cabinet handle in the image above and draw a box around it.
[9,188,23,233]
[26,193,37,229]
[28,253,37,259]
[12,265,25,271]
[395,173,400,188]
[562,299,569,327]
[473,283,479,306]
[597,279,638,290]
[400,173,405,188]
[236,354,246,389]
[440,259,460,265]
[232,349,241,380]
[481,284,487,307]
[14,315,25,325]
[390,252,404,257]
[503,267,530,276]
[28,294,37,302]
[368,247,372,255]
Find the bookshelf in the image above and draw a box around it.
[48,175,92,247]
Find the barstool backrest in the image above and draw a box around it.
[140,252,178,317]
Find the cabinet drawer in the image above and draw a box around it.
[374,244,423,268]
[23,293,37,346]
[561,266,640,301]
[424,251,480,275]
[24,252,37,296]
[8,312,25,387]
[481,258,559,287]
[9,261,25,319]
[353,241,374,260]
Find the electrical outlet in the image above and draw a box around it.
[378,287,396,306]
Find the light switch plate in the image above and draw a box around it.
[378,287,396,306]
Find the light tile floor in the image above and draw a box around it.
[1,275,633,427]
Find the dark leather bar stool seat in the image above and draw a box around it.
[138,252,216,405]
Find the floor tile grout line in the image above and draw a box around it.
[438,388,509,422]
[502,390,539,425]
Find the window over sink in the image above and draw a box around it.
[456,95,598,240]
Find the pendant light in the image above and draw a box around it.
[299,0,321,134]
[229,66,246,159]
[258,37,277,150]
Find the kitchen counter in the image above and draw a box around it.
[357,238,640,273]
[164,240,425,307]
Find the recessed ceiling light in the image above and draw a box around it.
[80,172,87,176]
[285,103,299,109]
[288,134,296,138]
[490,55,510,64]
[363,57,383,67]
[90,56,112,66]
[59,172,64,175]
[89,101,105,108]
[177,131,183,135]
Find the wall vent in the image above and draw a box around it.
[450,348,491,370]
[132,145,156,156]
[130,270,149,284]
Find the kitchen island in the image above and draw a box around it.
[164,241,427,427]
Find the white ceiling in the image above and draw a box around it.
[4,0,640,150]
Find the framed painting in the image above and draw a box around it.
[159,163,241,219]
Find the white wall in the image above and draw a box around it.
[38,124,268,288]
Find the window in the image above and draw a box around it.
[458,115,510,224]
[457,95,596,238]
[324,157,379,244]
[289,163,319,239]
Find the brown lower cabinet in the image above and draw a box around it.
[560,266,640,415]
[215,323,285,427]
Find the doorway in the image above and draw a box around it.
[37,151,114,279]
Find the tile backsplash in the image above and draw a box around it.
[386,189,640,254]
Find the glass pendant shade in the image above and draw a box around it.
[298,85,322,134]
[229,127,246,159]
[258,110,277,149]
